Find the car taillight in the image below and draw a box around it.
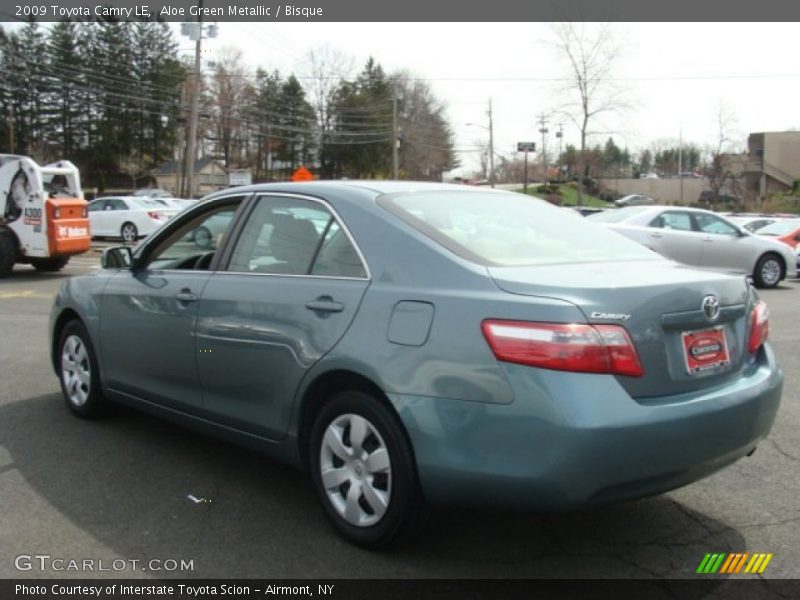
[147,211,163,219]
[481,320,644,377]
[54,207,61,219]
[747,300,770,353]
[81,207,87,217]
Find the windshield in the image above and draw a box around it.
[757,219,800,236]
[586,206,650,223]
[378,191,659,267]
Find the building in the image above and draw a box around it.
[152,159,228,198]
[743,131,800,199]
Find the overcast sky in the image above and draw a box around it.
[183,21,800,174]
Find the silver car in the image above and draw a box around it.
[589,206,795,288]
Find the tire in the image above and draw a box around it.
[192,225,213,249]
[31,256,70,272]
[120,222,138,243]
[753,253,784,289]
[309,390,421,547]
[0,228,15,278]
[57,320,110,418]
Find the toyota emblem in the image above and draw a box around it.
[702,295,720,321]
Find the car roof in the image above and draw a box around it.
[202,180,495,202]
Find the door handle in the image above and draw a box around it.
[174,289,198,303]
[702,237,713,242]
[305,297,344,313]
[650,232,663,238]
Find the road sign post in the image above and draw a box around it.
[517,142,536,192]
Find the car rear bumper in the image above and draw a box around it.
[389,344,782,511]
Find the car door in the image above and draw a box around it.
[195,194,370,440]
[99,198,244,413]
[693,212,755,274]
[644,210,703,266]
[103,198,130,238]
[87,199,108,236]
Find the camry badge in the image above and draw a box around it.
[590,312,631,321]
[702,295,720,322]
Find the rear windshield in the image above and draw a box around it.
[378,191,659,267]
[132,198,165,209]
[757,219,800,236]
[586,206,650,223]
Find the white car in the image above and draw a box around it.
[588,205,796,288]
[87,196,177,242]
[725,215,780,233]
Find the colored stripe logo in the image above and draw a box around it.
[696,553,773,574]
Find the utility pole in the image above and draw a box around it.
[679,128,684,205]
[556,123,563,177]
[180,11,217,198]
[488,98,495,188]
[537,113,549,182]
[392,88,399,179]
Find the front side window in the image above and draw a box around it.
[144,202,241,270]
[227,196,367,278]
[87,200,105,212]
[693,213,739,235]
[379,191,657,267]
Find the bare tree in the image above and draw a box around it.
[302,45,355,175]
[706,102,744,207]
[551,23,628,202]
[209,47,253,168]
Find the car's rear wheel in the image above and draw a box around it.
[121,222,138,243]
[58,320,110,418]
[309,390,420,547]
[753,253,783,289]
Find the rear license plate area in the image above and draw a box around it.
[682,327,730,375]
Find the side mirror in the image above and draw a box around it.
[101,246,133,269]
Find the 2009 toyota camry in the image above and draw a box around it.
[50,181,782,546]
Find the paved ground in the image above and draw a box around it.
[0,253,798,580]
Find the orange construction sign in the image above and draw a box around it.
[290,166,314,181]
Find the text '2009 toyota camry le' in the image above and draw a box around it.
[50,181,782,546]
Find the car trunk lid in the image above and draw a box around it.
[489,259,752,399]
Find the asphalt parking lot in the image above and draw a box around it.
[0,252,798,580]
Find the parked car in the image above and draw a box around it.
[52,182,782,546]
[132,188,173,198]
[87,196,178,242]
[614,194,654,207]
[588,205,795,288]
[756,218,800,249]
[726,215,780,233]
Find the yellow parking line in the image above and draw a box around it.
[0,290,54,299]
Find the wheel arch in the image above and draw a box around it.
[51,308,83,372]
[296,368,417,475]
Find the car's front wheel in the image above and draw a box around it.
[58,320,110,418]
[753,253,784,288]
[309,390,420,547]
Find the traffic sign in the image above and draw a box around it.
[517,142,536,152]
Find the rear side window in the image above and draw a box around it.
[650,211,692,231]
[378,191,658,267]
[227,196,367,278]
